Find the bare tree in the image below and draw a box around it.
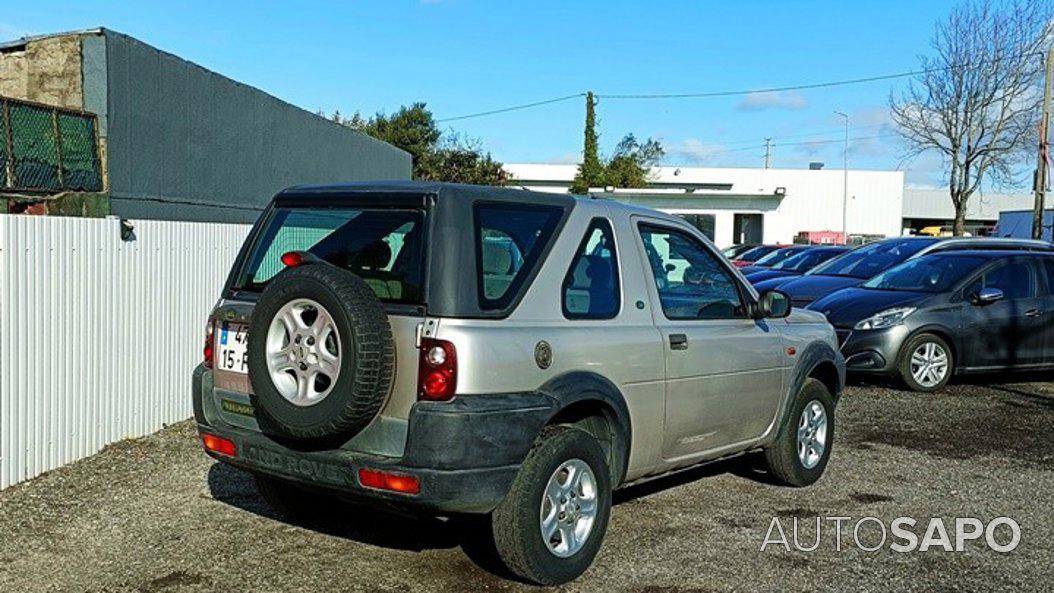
[892,0,1052,235]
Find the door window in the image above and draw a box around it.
[639,224,745,320]
[966,260,1035,300]
[1042,259,1054,295]
[563,219,620,319]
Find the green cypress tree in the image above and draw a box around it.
[571,91,604,195]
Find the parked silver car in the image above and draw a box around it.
[193,181,845,585]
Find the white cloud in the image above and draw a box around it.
[736,90,807,112]
[545,152,581,165]
[665,139,729,165]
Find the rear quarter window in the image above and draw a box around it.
[475,203,563,310]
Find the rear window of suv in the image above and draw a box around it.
[238,207,425,303]
[475,203,563,309]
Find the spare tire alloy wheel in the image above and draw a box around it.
[247,264,394,443]
[266,298,342,406]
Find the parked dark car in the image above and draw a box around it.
[731,244,785,268]
[737,245,812,274]
[721,244,759,259]
[764,237,1054,308]
[808,250,1054,392]
[744,246,850,283]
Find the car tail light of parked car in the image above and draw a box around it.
[358,468,421,494]
[418,338,457,401]
[203,319,215,369]
[201,433,236,457]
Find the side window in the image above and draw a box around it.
[1043,259,1054,295]
[972,260,1035,300]
[563,219,620,319]
[475,203,563,309]
[638,224,745,320]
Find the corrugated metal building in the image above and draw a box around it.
[0,28,411,223]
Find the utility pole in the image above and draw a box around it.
[1033,47,1053,241]
[835,111,849,243]
[763,138,772,169]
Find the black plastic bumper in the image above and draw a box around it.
[195,368,556,514]
[840,325,909,374]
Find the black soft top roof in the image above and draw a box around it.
[244,181,575,318]
[275,180,575,209]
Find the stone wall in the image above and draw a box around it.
[0,35,83,109]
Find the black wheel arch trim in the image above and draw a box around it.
[781,341,845,429]
[537,371,633,486]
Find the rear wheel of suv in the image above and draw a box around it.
[490,426,612,586]
[896,332,953,393]
[762,378,834,487]
[247,264,395,443]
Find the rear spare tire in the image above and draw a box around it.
[247,264,394,442]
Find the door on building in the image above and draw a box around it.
[676,214,716,241]
[732,213,763,244]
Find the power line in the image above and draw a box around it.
[432,52,1041,122]
[594,69,945,100]
[436,93,585,123]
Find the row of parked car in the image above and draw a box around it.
[723,238,1054,392]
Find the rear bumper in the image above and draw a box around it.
[193,366,554,515]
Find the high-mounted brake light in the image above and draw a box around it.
[203,319,215,368]
[201,433,236,457]
[358,468,420,494]
[417,338,457,401]
[281,251,305,267]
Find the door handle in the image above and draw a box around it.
[669,333,688,350]
[1026,309,1043,318]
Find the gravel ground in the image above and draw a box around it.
[1,378,1052,593]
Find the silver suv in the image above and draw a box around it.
[193,181,845,585]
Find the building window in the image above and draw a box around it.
[677,214,716,241]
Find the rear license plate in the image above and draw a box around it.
[216,322,249,374]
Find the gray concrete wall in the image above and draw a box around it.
[101,30,410,223]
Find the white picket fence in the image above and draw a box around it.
[0,214,251,489]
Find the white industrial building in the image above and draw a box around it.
[505,163,1035,246]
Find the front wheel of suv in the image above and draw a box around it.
[762,378,835,487]
[490,426,612,586]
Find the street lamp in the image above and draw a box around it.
[835,111,849,243]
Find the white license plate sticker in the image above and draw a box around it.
[217,322,249,374]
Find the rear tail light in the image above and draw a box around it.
[203,318,215,368]
[281,251,305,267]
[417,338,457,401]
[201,433,236,456]
[358,468,420,494]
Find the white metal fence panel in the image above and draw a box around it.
[0,214,251,489]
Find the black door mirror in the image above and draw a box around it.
[971,287,1004,305]
[756,290,792,318]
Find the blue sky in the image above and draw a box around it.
[4,1,970,186]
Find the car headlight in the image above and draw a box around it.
[854,307,916,330]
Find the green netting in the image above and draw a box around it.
[2,99,103,192]
[57,113,102,191]
[0,107,6,188]
[10,102,60,190]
